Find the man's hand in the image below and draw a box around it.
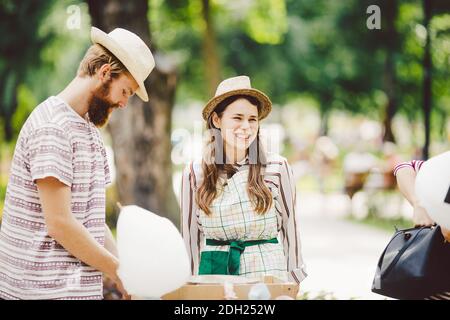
[441,227,450,242]
[412,204,435,227]
[111,274,131,300]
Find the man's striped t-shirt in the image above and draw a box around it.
[0,96,111,299]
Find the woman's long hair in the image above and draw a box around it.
[196,95,273,215]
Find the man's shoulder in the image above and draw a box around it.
[22,96,76,136]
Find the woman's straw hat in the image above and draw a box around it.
[202,76,272,121]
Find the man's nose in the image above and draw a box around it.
[119,98,128,108]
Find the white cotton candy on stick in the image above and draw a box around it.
[415,151,450,229]
[116,205,190,298]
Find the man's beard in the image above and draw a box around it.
[87,80,118,127]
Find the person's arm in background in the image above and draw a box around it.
[37,177,130,299]
[394,161,450,241]
[394,161,434,226]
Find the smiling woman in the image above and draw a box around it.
[180,76,307,285]
[210,95,260,163]
[200,94,272,216]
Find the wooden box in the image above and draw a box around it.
[161,275,299,300]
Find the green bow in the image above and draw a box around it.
[205,238,278,275]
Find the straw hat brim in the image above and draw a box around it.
[91,27,149,102]
[202,88,272,121]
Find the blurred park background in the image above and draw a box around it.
[0,0,449,299]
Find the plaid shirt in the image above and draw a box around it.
[180,153,307,284]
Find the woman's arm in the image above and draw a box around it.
[180,164,202,275]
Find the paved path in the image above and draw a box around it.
[296,192,393,300]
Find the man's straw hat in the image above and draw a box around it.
[91,27,155,102]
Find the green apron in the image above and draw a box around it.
[198,238,278,275]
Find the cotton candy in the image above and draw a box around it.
[116,205,190,298]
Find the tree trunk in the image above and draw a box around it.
[201,0,221,96]
[422,0,432,160]
[319,97,331,137]
[382,53,396,143]
[86,0,180,226]
[382,0,398,143]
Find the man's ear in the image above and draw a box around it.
[211,112,221,129]
[97,64,112,82]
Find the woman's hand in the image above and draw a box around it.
[412,204,449,242]
[412,204,435,227]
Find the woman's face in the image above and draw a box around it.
[212,98,259,153]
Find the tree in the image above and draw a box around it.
[381,0,400,143]
[201,0,221,96]
[0,0,55,141]
[86,0,180,226]
[421,0,450,159]
[422,0,432,159]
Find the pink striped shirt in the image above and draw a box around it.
[393,160,425,176]
[0,96,110,300]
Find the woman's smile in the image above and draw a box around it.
[235,132,251,141]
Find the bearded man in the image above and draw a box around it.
[0,27,154,300]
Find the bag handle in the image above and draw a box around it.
[376,228,404,270]
[382,226,430,278]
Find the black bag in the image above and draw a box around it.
[372,225,450,299]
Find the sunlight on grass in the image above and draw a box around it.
[347,214,412,232]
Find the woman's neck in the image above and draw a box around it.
[225,144,247,164]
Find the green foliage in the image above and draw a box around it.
[1,0,449,145]
[242,0,288,45]
[11,85,38,137]
[0,178,6,221]
[0,0,55,72]
[28,0,90,101]
[149,0,289,101]
[0,144,11,224]
[348,214,412,233]
[105,184,120,229]
[148,0,449,140]
[0,0,90,143]
[0,0,57,141]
